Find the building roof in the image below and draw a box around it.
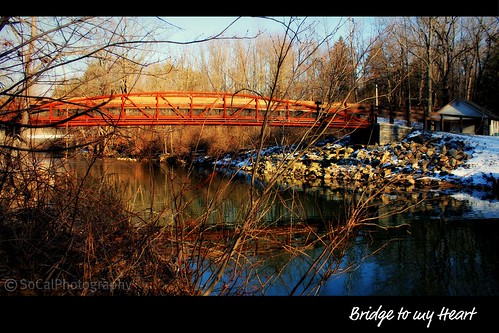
[436,98,498,120]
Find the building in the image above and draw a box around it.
[429,98,499,136]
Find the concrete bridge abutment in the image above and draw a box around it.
[351,122,414,146]
[1,126,69,146]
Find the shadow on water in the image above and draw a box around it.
[68,157,499,295]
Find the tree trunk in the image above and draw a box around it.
[424,18,434,130]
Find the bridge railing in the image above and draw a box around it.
[2,91,373,129]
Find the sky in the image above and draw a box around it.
[141,16,379,65]
[153,16,373,42]
[159,16,282,41]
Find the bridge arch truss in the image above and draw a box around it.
[12,91,373,129]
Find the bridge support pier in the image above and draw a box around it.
[350,123,414,146]
[1,126,69,147]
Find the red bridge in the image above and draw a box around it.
[3,91,373,129]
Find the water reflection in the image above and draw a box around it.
[340,219,499,296]
[67,157,499,295]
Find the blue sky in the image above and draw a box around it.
[154,17,369,42]
[138,16,380,65]
[160,17,275,40]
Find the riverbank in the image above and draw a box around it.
[192,128,499,202]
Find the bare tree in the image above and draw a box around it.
[0,16,258,295]
[193,17,408,296]
[461,17,499,106]
[1,16,459,296]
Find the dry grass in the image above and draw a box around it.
[0,155,196,296]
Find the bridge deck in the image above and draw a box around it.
[2,91,373,129]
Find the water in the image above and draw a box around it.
[68,157,499,296]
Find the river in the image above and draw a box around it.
[66,156,499,296]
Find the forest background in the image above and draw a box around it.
[3,16,497,157]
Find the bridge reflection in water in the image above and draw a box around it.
[66,157,499,296]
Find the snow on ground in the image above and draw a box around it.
[432,131,499,219]
[387,112,499,218]
[326,122,498,218]
[210,117,499,218]
[380,117,499,188]
[444,132,499,185]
